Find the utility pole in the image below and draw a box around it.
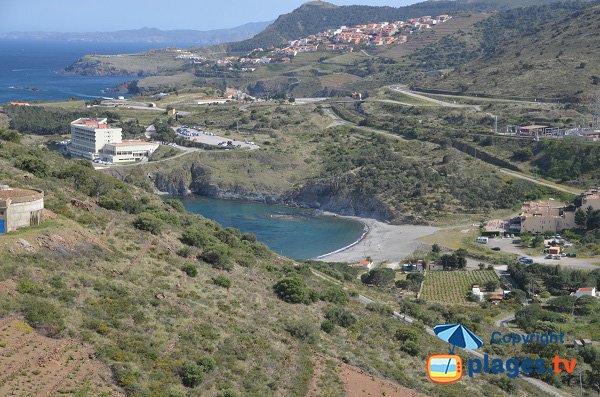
[494,115,498,135]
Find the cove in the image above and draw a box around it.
[180,196,366,259]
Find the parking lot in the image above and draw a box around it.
[173,126,259,150]
[479,236,600,269]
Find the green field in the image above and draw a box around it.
[420,270,499,304]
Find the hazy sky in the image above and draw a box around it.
[0,0,419,33]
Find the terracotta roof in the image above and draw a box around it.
[577,287,595,292]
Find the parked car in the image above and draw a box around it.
[545,254,553,259]
[518,257,533,264]
[491,247,501,251]
[566,253,577,258]
[553,255,561,260]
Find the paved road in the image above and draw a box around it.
[309,269,570,397]
[390,85,481,111]
[497,169,583,195]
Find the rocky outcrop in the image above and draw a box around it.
[110,162,393,222]
[63,58,148,77]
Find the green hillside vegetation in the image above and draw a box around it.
[227,0,566,51]
[0,131,555,396]
[390,1,600,101]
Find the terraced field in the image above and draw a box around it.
[420,270,499,304]
[0,317,124,396]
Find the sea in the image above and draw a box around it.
[0,40,365,259]
[0,41,186,103]
[181,196,366,260]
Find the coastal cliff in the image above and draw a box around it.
[106,162,394,222]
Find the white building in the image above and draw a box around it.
[69,118,123,160]
[69,118,158,164]
[575,287,596,298]
[102,141,159,163]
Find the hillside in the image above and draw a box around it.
[227,0,571,51]
[395,1,600,101]
[0,129,554,396]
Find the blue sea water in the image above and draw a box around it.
[181,196,366,259]
[0,41,181,103]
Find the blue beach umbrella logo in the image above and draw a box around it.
[434,323,483,353]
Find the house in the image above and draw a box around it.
[574,340,584,349]
[575,287,596,298]
[518,200,576,233]
[428,262,444,271]
[518,125,549,137]
[350,260,373,270]
[9,102,30,106]
[471,285,484,301]
[549,246,561,255]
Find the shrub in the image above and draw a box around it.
[400,341,421,356]
[217,390,237,397]
[181,228,210,248]
[395,328,418,342]
[197,356,216,372]
[212,275,231,289]
[321,320,335,334]
[325,307,357,328]
[15,156,49,177]
[133,212,163,235]
[320,287,348,305]
[273,277,307,304]
[20,297,65,336]
[181,263,198,278]
[361,268,395,287]
[179,361,203,388]
[200,248,232,271]
[285,319,319,344]
[167,198,185,212]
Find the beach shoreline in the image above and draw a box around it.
[315,212,439,263]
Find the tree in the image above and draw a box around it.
[361,268,395,287]
[179,362,203,388]
[485,280,499,292]
[575,208,587,228]
[15,156,49,177]
[273,277,307,304]
[532,234,544,248]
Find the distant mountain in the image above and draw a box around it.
[0,21,271,46]
[227,0,567,51]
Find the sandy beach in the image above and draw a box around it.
[317,214,439,263]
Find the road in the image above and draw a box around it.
[390,85,481,111]
[497,169,583,195]
[309,269,571,397]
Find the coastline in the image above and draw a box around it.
[315,212,439,263]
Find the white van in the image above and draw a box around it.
[476,237,489,244]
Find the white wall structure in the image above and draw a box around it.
[102,141,160,164]
[0,186,44,234]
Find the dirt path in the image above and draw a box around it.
[497,169,582,195]
[127,238,154,271]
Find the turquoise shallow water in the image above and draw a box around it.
[181,196,366,259]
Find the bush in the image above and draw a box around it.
[181,228,210,248]
[320,287,348,305]
[273,277,307,304]
[361,268,395,287]
[395,328,418,342]
[200,248,232,271]
[212,275,231,289]
[181,263,198,278]
[15,156,49,177]
[197,356,216,373]
[20,297,65,336]
[321,320,335,334]
[167,198,185,212]
[133,212,163,235]
[179,361,203,388]
[400,340,421,356]
[325,307,357,328]
[217,390,237,397]
[285,319,319,344]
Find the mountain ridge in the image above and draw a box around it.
[0,21,271,46]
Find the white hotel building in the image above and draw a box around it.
[69,118,159,164]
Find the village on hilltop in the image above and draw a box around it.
[174,14,451,68]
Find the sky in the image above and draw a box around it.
[0,0,419,33]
